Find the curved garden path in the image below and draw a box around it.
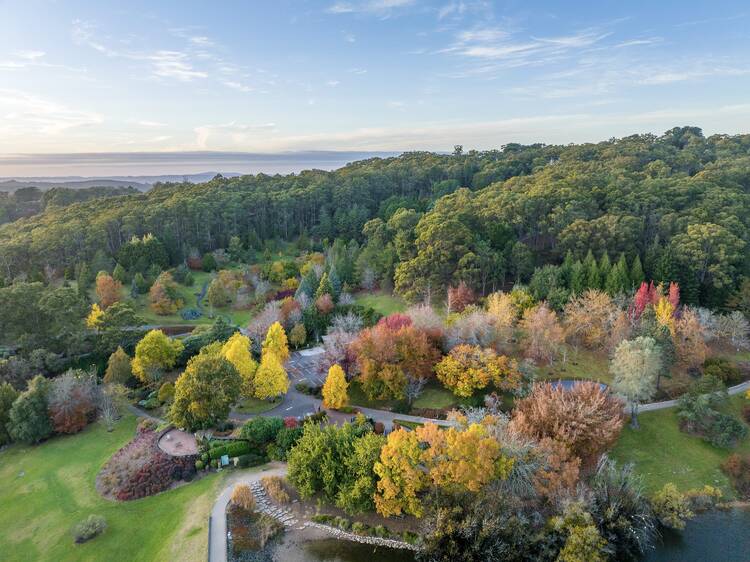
[208,462,288,562]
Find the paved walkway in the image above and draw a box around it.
[640,379,750,412]
[208,463,288,562]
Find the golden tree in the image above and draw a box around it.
[86,303,104,329]
[222,332,258,398]
[132,329,184,385]
[254,353,289,400]
[486,291,517,345]
[563,290,621,351]
[435,344,519,398]
[262,321,290,363]
[322,364,348,409]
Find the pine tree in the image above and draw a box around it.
[583,250,600,290]
[605,253,630,295]
[630,254,645,289]
[328,266,342,301]
[570,261,585,294]
[561,251,575,289]
[598,252,611,285]
[112,263,127,284]
[315,272,333,299]
[322,364,349,409]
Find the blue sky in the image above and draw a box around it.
[1,0,749,168]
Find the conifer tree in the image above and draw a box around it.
[630,254,645,289]
[583,250,600,290]
[315,272,333,299]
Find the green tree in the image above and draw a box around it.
[112,263,127,284]
[583,250,600,290]
[315,272,333,299]
[202,252,217,272]
[0,382,19,445]
[630,254,645,289]
[651,483,694,530]
[606,253,630,295]
[169,349,241,430]
[8,375,52,444]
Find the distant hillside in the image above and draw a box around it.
[0,179,150,192]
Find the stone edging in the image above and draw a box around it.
[248,479,417,551]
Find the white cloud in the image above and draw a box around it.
[194,121,277,149]
[326,80,341,87]
[14,50,46,60]
[222,80,254,92]
[327,0,414,15]
[148,51,207,81]
[0,89,103,136]
[135,120,167,128]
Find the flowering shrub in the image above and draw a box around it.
[97,427,196,501]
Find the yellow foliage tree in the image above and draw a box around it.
[86,303,104,329]
[435,344,519,398]
[132,329,184,385]
[654,297,675,334]
[374,421,511,517]
[254,353,289,400]
[262,321,290,363]
[486,291,517,344]
[222,332,258,398]
[322,364,348,409]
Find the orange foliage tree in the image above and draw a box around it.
[352,324,440,400]
[96,273,122,309]
[510,382,624,467]
[519,303,565,363]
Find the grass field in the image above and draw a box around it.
[354,291,406,316]
[0,415,227,562]
[610,394,750,498]
[233,396,282,415]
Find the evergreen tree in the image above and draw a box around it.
[630,254,645,289]
[560,250,575,288]
[583,250,600,290]
[315,272,333,299]
[570,260,585,294]
[112,263,127,284]
[8,375,52,444]
[77,262,91,297]
[598,252,611,284]
[605,253,630,295]
[328,266,342,301]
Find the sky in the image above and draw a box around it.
[1,0,750,175]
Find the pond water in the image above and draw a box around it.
[550,379,608,391]
[645,507,750,562]
[271,535,416,562]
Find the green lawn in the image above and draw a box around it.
[233,396,282,415]
[0,415,227,562]
[610,394,750,498]
[535,347,613,385]
[354,291,406,316]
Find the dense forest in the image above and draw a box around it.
[0,185,140,226]
[1,126,749,307]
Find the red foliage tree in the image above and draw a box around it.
[668,281,680,310]
[447,282,476,313]
[96,273,122,309]
[631,281,659,320]
[377,313,413,331]
[315,294,334,315]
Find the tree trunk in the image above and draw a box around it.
[630,402,640,429]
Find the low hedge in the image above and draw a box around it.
[208,440,251,460]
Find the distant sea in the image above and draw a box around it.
[0,150,400,180]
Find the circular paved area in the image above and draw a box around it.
[157,428,198,456]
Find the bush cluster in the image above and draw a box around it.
[72,515,107,544]
[208,440,251,460]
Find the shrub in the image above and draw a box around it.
[685,485,723,511]
[273,426,304,460]
[72,515,106,544]
[333,516,351,530]
[742,404,750,424]
[137,417,158,434]
[261,476,290,503]
[231,484,256,511]
[722,454,750,498]
[373,421,385,435]
[283,416,299,428]
[311,514,333,524]
[8,375,52,444]
[237,453,266,468]
[303,410,328,425]
[702,357,742,384]
[351,521,367,534]
[651,483,694,530]
[208,440,251,460]
[158,382,175,404]
[195,460,204,471]
[240,417,284,446]
[96,428,196,500]
[372,524,389,538]
[47,370,97,435]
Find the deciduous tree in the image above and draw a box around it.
[221,332,258,398]
[132,329,184,385]
[519,303,564,363]
[610,336,662,428]
[254,353,289,400]
[322,364,348,409]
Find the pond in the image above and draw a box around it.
[271,534,416,562]
[550,379,608,391]
[645,507,750,562]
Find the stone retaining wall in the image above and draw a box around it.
[247,480,417,551]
